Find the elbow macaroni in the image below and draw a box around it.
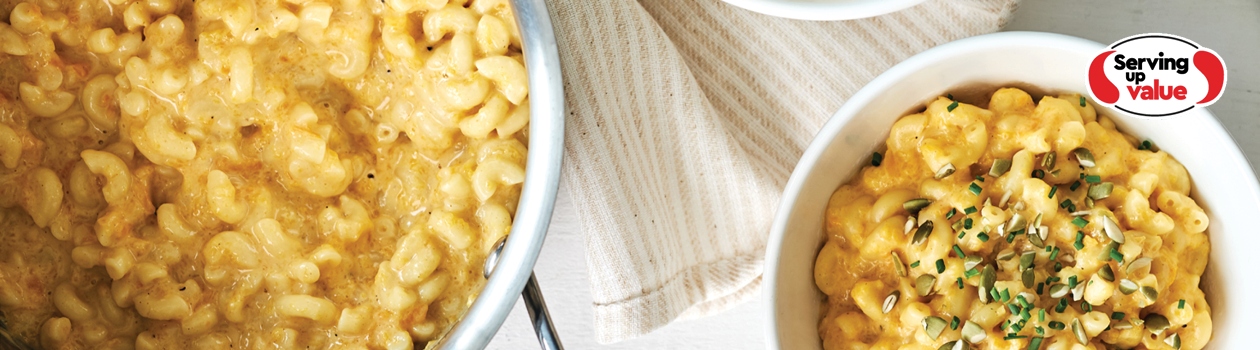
[0,0,530,348]
[815,88,1212,350]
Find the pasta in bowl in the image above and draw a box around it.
[814,88,1210,349]
[765,32,1260,350]
[0,0,564,349]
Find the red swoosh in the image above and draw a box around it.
[1194,50,1225,104]
[1089,51,1119,104]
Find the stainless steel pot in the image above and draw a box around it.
[0,0,564,348]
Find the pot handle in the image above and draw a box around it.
[522,272,563,350]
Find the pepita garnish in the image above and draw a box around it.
[1099,264,1115,282]
[1144,313,1170,334]
[1007,212,1027,233]
[1022,269,1035,289]
[1101,215,1125,244]
[963,256,983,271]
[1088,182,1114,200]
[1118,279,1139,295]
[935,163,957,180]
[905,216,916,235]
[882,290,900,314]
[1127,257,1153,275]
[923,316,948,340]
[961,321,986,344]
[892,252,908,277]
[913,221,935,245]
[1165,333,1182,349]
[904,198,931,215]
[916,274,937,296]
[1049,283,1069,298]
[1042,151,1057,169]
[1071,318,1088,344]
[990,159,1012,177]
[1142,285,1160,301]
[979,265,996,303]
[1019,251,1036,270]
[1073,147,1096,168]
[997,249,1017,261]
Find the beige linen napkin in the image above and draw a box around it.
[546,0,1019,343]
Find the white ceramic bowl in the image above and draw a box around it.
[721,0,926,21]
[763,31,1260,349]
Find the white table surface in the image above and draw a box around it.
[488,0,1260,348]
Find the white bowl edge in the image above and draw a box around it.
[763,31,1260,350]
[720,0,927,21]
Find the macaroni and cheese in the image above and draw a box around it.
[0,0,530,349]
[814,88,1211,350]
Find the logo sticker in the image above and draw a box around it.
[1087,33,1227,118]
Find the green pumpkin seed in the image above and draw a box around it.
[1042,151,1057,169]
[1142,285,1159,301]
[1118,279,1139,295]
[1049,283,1069,298]
[905,198,931,215]
[1022,269,1035,289]
[961,321,986,344]
[1144,314,1170,334]
[1165,333,1182,349]
[883,290,900,314]
[1101,215,1124,244]
[913,221,935,245]
[923,316,947,340]
[1127,257,1153,275]
[1088,182,1114,200]
[1099,264,1115,282]
[892,252,908,277]
[917,274,937,296]
[963,256,983,271]
[1073,148,1096,167]
[1071,318,1087,344]
[990,159,1012,177]
[935,163,957,180]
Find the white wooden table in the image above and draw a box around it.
[489,1,1260,348]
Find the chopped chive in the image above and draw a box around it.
[1048,321,1065,330]
[1085,175,1101,184]
[957,230,966,239]
[1017,295,1032,309]
[1007,233,1017,243]
[969,182,982,196]
[1070,181,1082,191]
[1039,308,1046,322]
[976,175,985,182]
[1141,140,1153,151]
[1179,299,1186,309]
[1071,217,1088,228]
[1055,298,1068,312]
[936,259,946,273]
[1036,282,1044,295]
[871,152,883,166]
[977,233,989,242]
[1059,199,1072,208]
[964,268,980,278]
[1053,262,1063,272]
[1081,301,1092,313]
[951,315,960,330]
[1000,289,1010,302]
[1008,303,1021,314]
[953,245,966,258]
[1080,96,1087,107]
[1049,246,1060,261]
[964,206,977,214]
[963,218,973,230]
[946,208,957,219]
[1029,336,1044,350]
[1080,172,1086,179]
[957,277,964,289]
[1032,169,1045,179]
[1048,185,1058,199]
[1111,312,1125,320]
[948,93,955,100]
[1109,249,1124,263]
[1068,275,1079,288]
[911,260,921,268]
[948,101,959,112]
[990,288,1001,303]
[1005,334,1027,340]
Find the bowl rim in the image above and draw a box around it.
[720,0,928,21]
[762,30,1260,349]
